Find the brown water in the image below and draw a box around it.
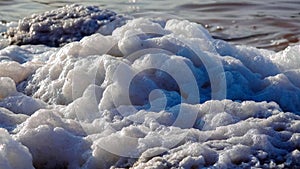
[0,0,300,51]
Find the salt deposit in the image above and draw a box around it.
[0,5,300,169]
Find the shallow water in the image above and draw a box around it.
[0,0,300,51]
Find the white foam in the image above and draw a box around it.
[0,107,28,130]
[0,17,299,169]
[0,128,34,169]
[0,77,17,99]
[0,93,46,115]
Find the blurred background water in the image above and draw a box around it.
[0,0,299,51]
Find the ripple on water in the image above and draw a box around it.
[0,0,299,51]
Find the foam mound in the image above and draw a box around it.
[4,4,128,47]
[0,128,34,169]
[0,6,300,169]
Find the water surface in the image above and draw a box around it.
[0,0,299,51]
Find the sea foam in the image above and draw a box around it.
[0,5,300,169]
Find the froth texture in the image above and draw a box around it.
[0,9,300,169]
[4,4,128,47]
